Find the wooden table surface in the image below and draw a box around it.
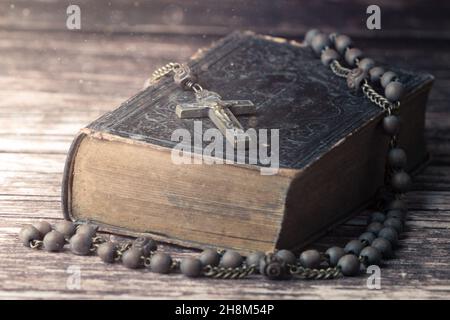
[1,0,449,299]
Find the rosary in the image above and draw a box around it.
[146,61,257,146]
[18,30,411,280]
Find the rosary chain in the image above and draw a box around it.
[114,242,132,261]
[146,61,204,94]
[288,265,342,280]
[30,239,43,249]
[330,60,400,114]
[149,62,181,84]
[330,60,351,78]
[90,235,107,252]
[203,265,256,279]
[362,80,400,114]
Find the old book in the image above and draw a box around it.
[62,31,433,254]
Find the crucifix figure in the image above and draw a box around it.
[176,89,256,146]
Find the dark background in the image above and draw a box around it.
[0,0,449,299]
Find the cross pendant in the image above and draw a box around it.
[176,90,256,146]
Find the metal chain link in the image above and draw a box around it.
[362,80,400,114]
[171,259,180,271]
[330,60,351,78]
[142,252,160,267]
[114,242,132,261]
[288,265,342,280]
[203,265,255,279]
[145,61,205,95]
[148,62,181,84]
[29,239,43,249]
[330,60,400,114]
[90,235,107,252]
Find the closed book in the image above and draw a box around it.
[62,31,433,253]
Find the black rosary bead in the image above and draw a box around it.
[97,242,117,263]
[358,58,375,71]
[382,115,401,136]
[371,238,394,258]
[150,252,173,274]
[33,221,52,236]
[392,171,412,192]
[325,246,345,267]
[180,257,203,278]
[54,221,76,238]
[359,232,376,245]
[246,251,265,268]
[359,246,382,266]
[76,224,98,238]
[311,33,331,56]
[43,230,65,252]
[305,29,320,46]
[367,221,384,235]
[337,254,360,276]
[199,249,220,267]
[384,217,403,233]
[131,237,157,256]
[334,34,352,54]
[369,211,386,223]
[299,249,321,269]
[275,249,296,265]
[345,48,363,67]
[385,81,404,102]
[388,148,407,169]
[122,248,143,269]
[378,227,399,246]
[220,250,243,268]
[69,233,93,256]
[387,209,405,221]
[381,71,398,88]
[321,48,339,66]
[369,66,385,84]
[19,225,43,247]
[344,239,365,255]
[387,199,407,212]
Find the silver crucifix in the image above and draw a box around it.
[176,89,256,146]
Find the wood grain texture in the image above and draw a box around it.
[1,0,450,39]
[0,0,449,299]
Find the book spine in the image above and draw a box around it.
[61,131,88,221]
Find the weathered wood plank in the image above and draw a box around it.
[0,135,73,154]
[0,153,65,173]
[1,0,450,40]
